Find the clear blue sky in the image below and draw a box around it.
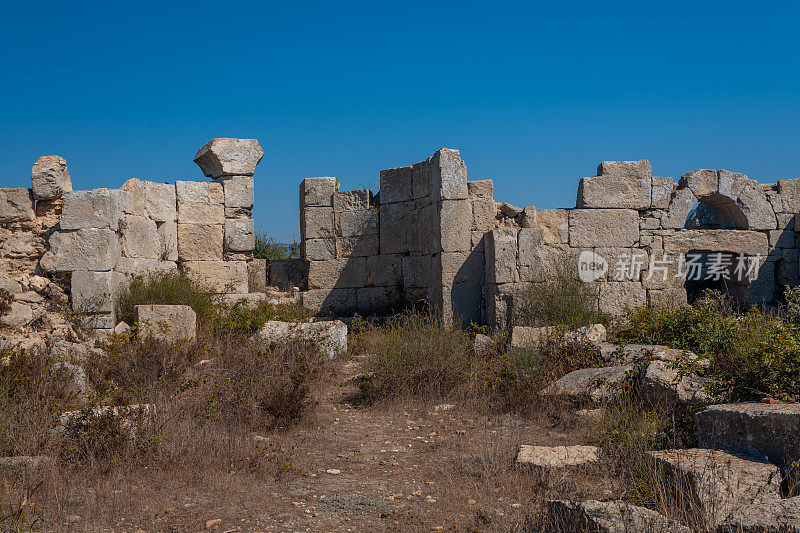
[2,1,798,241]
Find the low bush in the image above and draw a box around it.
[116,273,216,325]
[209,299,313,335]
[516,274,609,329]
[254,232,300,261]
[616,289,800,402]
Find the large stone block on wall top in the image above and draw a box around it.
[379,166,413,204]
[216,175,254,209]
[177,223,223,260]
[176,180,223,204]
[651,176,674,209]
[778,178,800,213]
[31,155,72,200]
[307,257,367,289]
[301,177,338,207]
[71,270,125,314]
[40,228,120,272]
[0,188,35,222]
[182,260,248,293]
[120,179,176,222]
[61,189,121,230]
[224,218,255,252]
[679,169,718,199]
[432,148,468,201]
[569,209,639,248]
[333,189,372,212]
[577,160,652,209]
[532,208,569,244]
[194,138,263,178]
[300,206,334,240]
[467,179,493,200]
[120,215,161,259]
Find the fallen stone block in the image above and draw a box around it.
[57,404,155,441]
[0,188,35,222]
[565,323,607,344]
[254,320,347,358]
[0,455,55,472]
[516,445,600,468]
[193,138,264,178]
[31,155,72,200]
[648,448,781,528]
[474,333,493,355]
[51,362,89,403]
[0,302,36,327]
[215,292,267,309]
[135,304,197,344]
[548,499,690,532]
[640,359,709,405]
[540,365,633,403]
[510,325,554,348]
[696,403,800,480]
[717,495,800,532]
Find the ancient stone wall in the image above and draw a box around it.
[0,138,264,334]
[298,152,800,329]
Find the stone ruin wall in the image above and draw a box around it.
[0,138,266,334]
[298,150,800,329]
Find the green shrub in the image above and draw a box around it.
[254,232,300,261]
[210,300,313,335]
[516,274,608,329]
[617,289,800,402]
[116,273,215,325]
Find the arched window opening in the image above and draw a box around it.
[685,195,748,230]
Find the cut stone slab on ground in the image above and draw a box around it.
[516,445,600,468]
[540,365,633,403]
[547,499,691,532]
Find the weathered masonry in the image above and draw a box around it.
[0,138,265,333]
[298,149,799,328]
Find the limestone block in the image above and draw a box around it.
[268,258,307,290]
[177,223,223,260]
[401,255,436,288]
[778,213,795,230]
[337,235,379,257]
[115,258,178,277]
[120,179,176,222]
[417,202,440,254]
[598,282,646,315]
[379,201,412,254]
[333,189,371,212]
[338,209,377,236]
[247,259,268,293]
[486,229,519,284]
[224,218,255,252]
[216,175,254,209]
[176,180,223,204]
[366,254,402,287]
[718,169,749,200]
[157,221,178,261]
[737,181,777,230]
[0,188,35,223]
[441,284,483,328]
[356,286,402,313]
[517,227,544,275]
[768,228,794,249]
[40,229,120,272]
[300,207,334,240]
[31,156,71,199]
[569,209,639,248]
[663,230,769,255]
[71,270,125,314]
[441,250,485,286]
[177,200,224,225]
[540,365,633,402]
[596,247,649,282]
[303,238,336,261]
[661,187,698,230]
[651,176,674,209]
[510,325,554,348]
[578,161,652,209]
[648,448,780,528]
[61,189,121,230]
[379,166,413,204]
[432,148,468,201]
[301,177,338,207]
[467,179,493,199]
[778,249,799,286]
[300,288,357,315]
[0,302,36,327]
[80,313,116,329]
[120,215,160,259]
[679,169,718,199]
[193,138,263,178]
[440,199,472,252]
[547,500,691,533]
[254,319,347,358]
[411,160,432,199]
[135,304,197,343]
[182,260,248,293]
[750,260,775,304]
[519,244,570,283]
[471,198,496,231]
[719,496,800,533]
[307,257,367,289]
[516,445,600,468]
[640,359,709,405]
[533,208,569,244]
[779,178,800,213]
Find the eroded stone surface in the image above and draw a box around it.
[135,304,197,344]
[254,320,347,358]
[540,365,633,403]
[194,138,263,178]
[548,500,690,533]
[516,445,600,468]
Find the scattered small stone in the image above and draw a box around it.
[433,404,454,412]
[326,469,341,475]
[205,518,222,529]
